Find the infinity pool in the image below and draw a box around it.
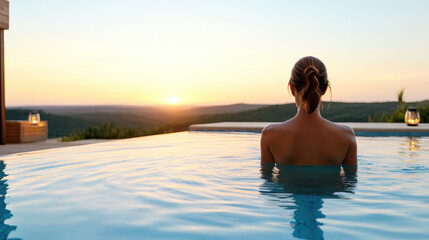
[1,132,429,239]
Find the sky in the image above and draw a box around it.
[4,0,429,106]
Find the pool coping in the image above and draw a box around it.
[0,138,116,157]
[189,122,429,137]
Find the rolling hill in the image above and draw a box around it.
[195,102,400,123]
[6,101,428,138]
[6,104,266,138]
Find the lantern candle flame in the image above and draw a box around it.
[28,112,41,125]
[404,107,420,126]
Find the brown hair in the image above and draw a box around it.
[289,56,330,114]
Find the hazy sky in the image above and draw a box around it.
[5,0,429,106]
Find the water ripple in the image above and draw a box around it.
[0,133,428,239]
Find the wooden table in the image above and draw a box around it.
[6,121,48,143]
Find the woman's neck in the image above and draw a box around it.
[295,105,323,121]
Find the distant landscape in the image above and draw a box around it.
[6,104,266,138]
[6,100,429,139]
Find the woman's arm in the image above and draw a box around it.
[343,132,357,166]
[260,127,275,164]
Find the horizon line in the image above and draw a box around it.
[5,99,429,108]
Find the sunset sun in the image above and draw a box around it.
[169,96,178,105]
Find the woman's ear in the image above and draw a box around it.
[290,84,296,96]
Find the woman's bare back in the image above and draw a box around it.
[260,112,357,165]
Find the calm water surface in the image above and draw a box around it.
[1,132,429,239]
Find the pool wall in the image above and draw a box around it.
[189,122,429,137]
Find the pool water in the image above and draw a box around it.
[1,132,429,239]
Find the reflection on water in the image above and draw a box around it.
[1,133,428,239]
[0,161,17,240]
[406,137,419,151]
[260,164,357,240]
[402,137,421,160]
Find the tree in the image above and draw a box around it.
[389,89,407,122]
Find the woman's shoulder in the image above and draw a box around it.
[262,122,281,133]
[262,120,295,134]
[261,123,279,140]
[261,121,297,144]
[324,120,356,139]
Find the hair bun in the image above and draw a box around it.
[289,56,330,114]
[303,65,320,77]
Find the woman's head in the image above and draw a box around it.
[289,56,330,114]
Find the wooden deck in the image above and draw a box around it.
[189,122,429,137]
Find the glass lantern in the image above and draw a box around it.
[28,111,41,125]
[404,107,420,126]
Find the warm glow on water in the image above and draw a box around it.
[1,132,429,239]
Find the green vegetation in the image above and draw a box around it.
[388,89,407,122]
[5,105,263,139]
[6,109,100,138]
[6,99,429,141]
[61,122,172,141]
[368,89,429,123]
[418,104,429,123]
[196,102,399,123]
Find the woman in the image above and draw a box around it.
[260,56,357,166]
